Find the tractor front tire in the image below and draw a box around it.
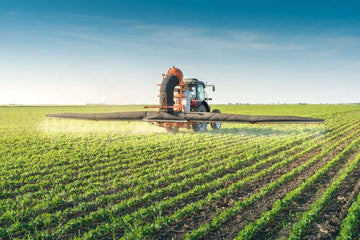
[211,109,222,130]
[192,104,208,132]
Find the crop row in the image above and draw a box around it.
[80,121,360,239]
[0,132,284,207]
[0,134,244,196]
[0,124,316,234]
[187,127,360,239]
[1,106,360,239]
[1,132,312,238]
[288,151,360,239]
[234,135,360,239]
[336,185,360,239]
[0,133,237,182]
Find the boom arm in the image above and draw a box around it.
[47,111,324,124]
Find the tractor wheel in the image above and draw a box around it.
[211,109,222,130]
[192,104,208,132]
[165,126,179,133]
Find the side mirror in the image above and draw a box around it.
[212,86,215,91]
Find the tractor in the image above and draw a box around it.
[47,66,324,132]
[144,67,222,132]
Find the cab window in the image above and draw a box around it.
[188,85,197,99]
[197,85,205,101]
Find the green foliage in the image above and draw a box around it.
[0,104,360,238]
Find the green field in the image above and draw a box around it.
[1,104,360,239]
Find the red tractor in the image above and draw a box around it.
[145,66,221,132]
[47,66,324,132]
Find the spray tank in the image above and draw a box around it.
[159,66,184,114]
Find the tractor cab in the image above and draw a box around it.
[184,78,206,101]
[183,78,215,113]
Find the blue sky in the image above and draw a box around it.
[1,0,360,104]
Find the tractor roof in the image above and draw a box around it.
[183,78,205,86]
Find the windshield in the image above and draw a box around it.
[197,84,205,101]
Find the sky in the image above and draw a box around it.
[1,0,360,105]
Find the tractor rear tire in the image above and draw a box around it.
[211,109,222,130]
[192,104,208,132]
